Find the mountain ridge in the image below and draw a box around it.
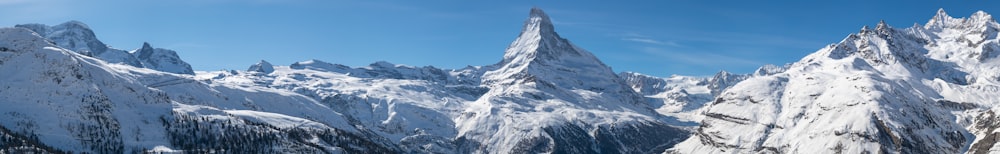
[15,21,194,74]
[0,8,693,153]
[3,7,1000,154]
[668,9,1000,153]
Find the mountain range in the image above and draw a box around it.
[1,7,999,154]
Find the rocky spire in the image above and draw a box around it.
[136,42,154,59]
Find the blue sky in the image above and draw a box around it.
[1,0,997,76]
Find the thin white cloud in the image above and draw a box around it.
[617,32,682,47]
[622,38,681,47]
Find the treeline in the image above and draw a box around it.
[164,113,399,153]
[0,125,67,153]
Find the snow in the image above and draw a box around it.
[14,21,193,74]
[669,9,1000,154]
[204,7,688,153]
[247,60,275,74]
[150,145,180,153]
[225,110,328,129]
[9,7,1000,154]
[0,27,369,153]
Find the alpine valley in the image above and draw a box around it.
[1,7,999,154]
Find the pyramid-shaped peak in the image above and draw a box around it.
[499,7,583,65]
[485,7,627,95]
[135,42,155,59]
[529,7,550,20]
[141,42,153,50]
[522,7,555,35]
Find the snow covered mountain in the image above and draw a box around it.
[204,8,689,153]
[15,21,194,74]
[1,8,689,153]
[619,63,789,125]
[6,7,1000,154]
[0,27,398,153]
[453,7,686,153]
[668,9,1000,154]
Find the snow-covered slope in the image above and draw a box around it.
[0,27,397,153]
[669,9,1000,154]
[14,21,194,74]
[1,8,692,153]
[11,6,1000,154]
[200,60,485,153]
[621,64,788,125]
[202,8,690,153]
[451,8,687,154]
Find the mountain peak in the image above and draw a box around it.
[135,42,155,59]
[926,8,958,30]
[492,8,600,77]
[969,10,995,24]
[248,60,274,74]
[525,7,555,34]
[53,20,91,31]
[130,42,195,74]
[876,20,889,31]
[859,25,871,34]
[41,20,108,56]
[935,8,949,18]
[499,7,581,66]
[483,8,637,100]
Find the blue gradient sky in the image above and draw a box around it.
[1,0,997,76]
